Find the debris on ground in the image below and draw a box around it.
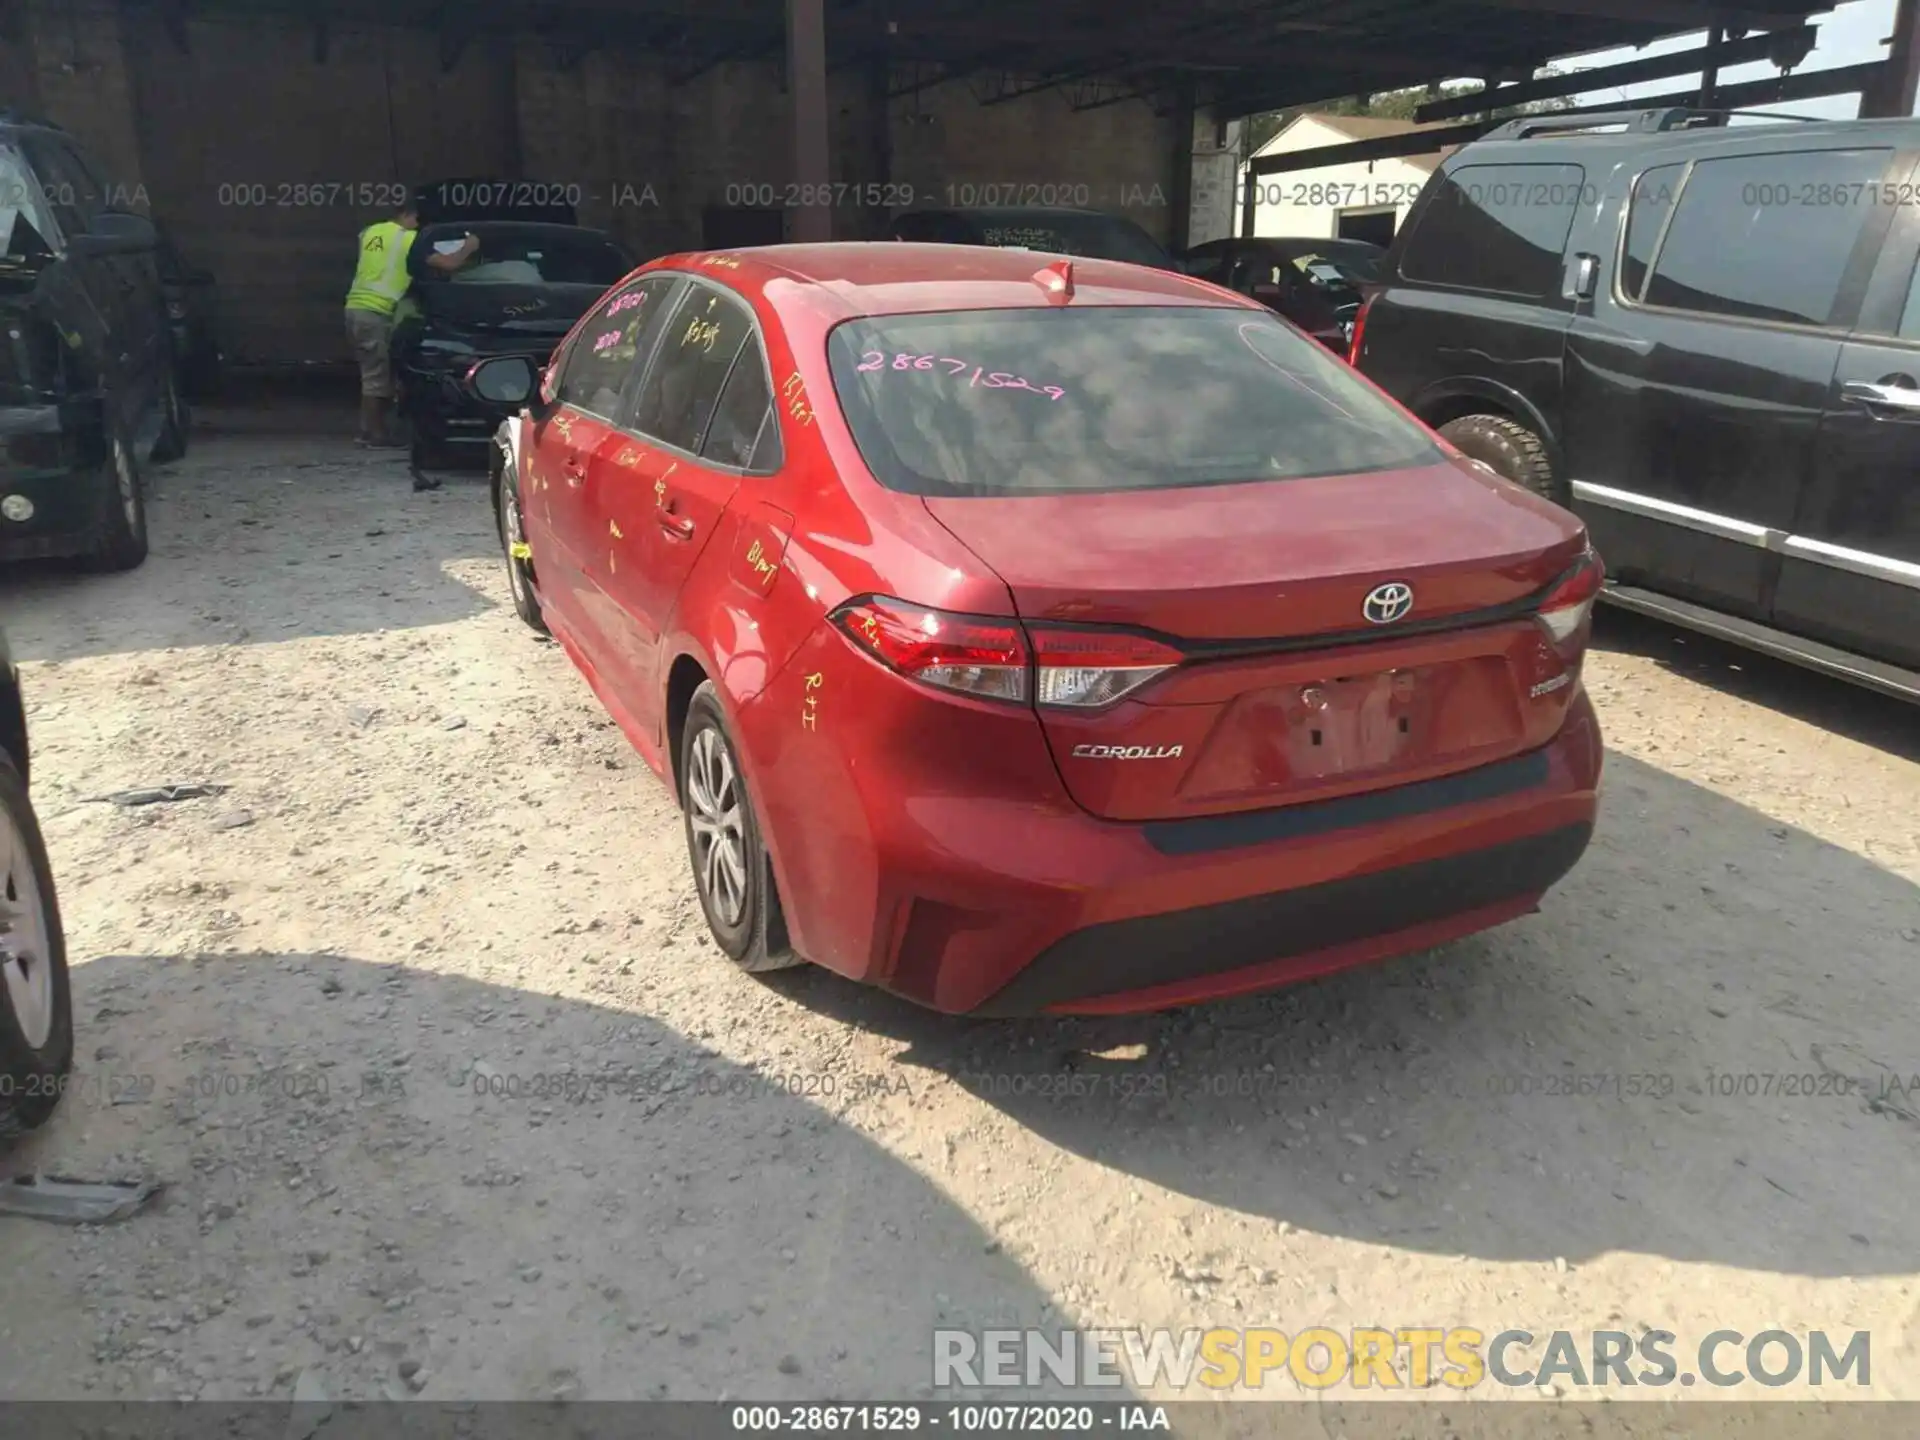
[0,1176,164,1224]
[86,784,228,807]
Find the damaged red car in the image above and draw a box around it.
[471,242,1603,1016]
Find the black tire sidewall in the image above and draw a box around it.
[680,687,765,963]
[1439,415,1559,502]
[87,422,149,571]
[0,757,73,1141]
[495,461,545,632]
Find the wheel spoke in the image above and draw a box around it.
[0,810,51,1050]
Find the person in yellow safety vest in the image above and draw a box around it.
[344,197,479,448]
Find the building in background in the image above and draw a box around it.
[1240,114,1457,246]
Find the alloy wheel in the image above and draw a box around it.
[0,804,53,1049]
[686,727,748,928]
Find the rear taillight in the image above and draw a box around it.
[1536,549,1605,650]
[832,598,1030,703]
[1347,292,1376,367]
[831,598,1186,709]
[1029,627,1183,708]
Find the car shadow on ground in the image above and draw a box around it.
[0,435,503,664]
[0,951,1081,1403]
[1592,608,1920,763]
[777,749,1920,1278]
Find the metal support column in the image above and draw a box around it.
[1863,0,1920,117]
[1167,77,1196,254]
[787,0,832,241]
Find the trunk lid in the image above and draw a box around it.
[924,459,1589,822]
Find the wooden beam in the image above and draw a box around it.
[1415,26,1814,120]
[1465,0,1822,27]
[1597,58,1882,112]
[1247,119,1489,178]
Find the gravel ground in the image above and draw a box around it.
[0,432,1916,1410]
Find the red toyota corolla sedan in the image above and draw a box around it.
[469,242,1603,1016]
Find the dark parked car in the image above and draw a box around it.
[1355,107,1920,704]
[155,226,222,398]
[0,115,185,571]
[1183,237,1386,352]
[393,219,632,468]
[0,627,71,1143]
[888,206,1178,270]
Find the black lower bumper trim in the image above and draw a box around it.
[1145,749,1552,857]
[970,822,1592,1015]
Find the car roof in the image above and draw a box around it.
[1448,114,1920,170]
[644,242,1242,320]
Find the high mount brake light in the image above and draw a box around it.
[1537,549,1605,649]
[831,599,1184,709]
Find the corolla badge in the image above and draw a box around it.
[1363,582,1415,625]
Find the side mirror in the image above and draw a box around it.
[73,211,157,257]
[466,355,538,406]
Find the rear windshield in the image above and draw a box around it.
[825,306,1442,498]
[424,227,629,286]
[975,214,1172,269]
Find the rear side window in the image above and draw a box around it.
[556,275,681,416]
[825,306,1442,498]
[1620,164,1685,301]
[628,285,757,454]
[700,343,778,471]
[1400,163,1587,297]
[1639,148,1891,328]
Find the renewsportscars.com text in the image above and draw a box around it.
[932,1327,1871,1392]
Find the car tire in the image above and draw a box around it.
[494,458,547,635]
[1437,414,1561,503]
[151,366,190,464]
[680,683,803,974]
[81,423,150,573]
[0,753,73,1147]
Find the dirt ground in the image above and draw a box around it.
[1,425,1916,1411]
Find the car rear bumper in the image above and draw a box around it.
[775,688,1602,1016]
[0,401,109,563]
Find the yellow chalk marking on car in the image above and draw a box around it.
[609,520,624,540]
[510,541,532,560]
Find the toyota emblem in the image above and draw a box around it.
[1363,582,1415,625]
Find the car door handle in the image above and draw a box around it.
[1842,378,1920,415]
[658,510,697,541]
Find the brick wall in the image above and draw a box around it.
[18,3,1188,365]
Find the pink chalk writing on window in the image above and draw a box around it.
[593,329,623,353]
[857,351,1063,399]
[607,291,647,316]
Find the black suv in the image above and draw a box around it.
[0,115,186,572]
[1355,107,1920,703]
